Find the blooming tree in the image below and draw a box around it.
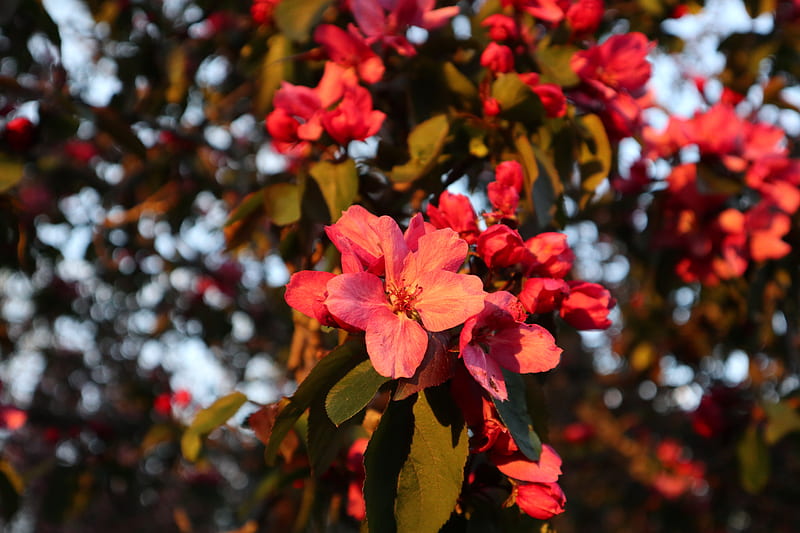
[2,0,800,531]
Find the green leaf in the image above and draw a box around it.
[577,113,611,207]
[264,182,301,226]
[737,423,770,494]
[310,158,359,222]
[274,0,332,42]
[364,396,415,533]
[307,396,349,476]
[764,401,800,444]
[395,390,468,533]
[492,73,534,112]
[511,123,539,207]
[256,34,292,116]
[181,391,248,461]
[442,62,478,104]
[0,156,24,193]
[492,371,542,462]
[225,189,265,227]
[391,115,450,183]
[326,359,390,426]
[535,37,580,87]
[265,340,366,465]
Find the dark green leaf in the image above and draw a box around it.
[364,396,415,533]
[764,401,800,445]
[737,423,770,494]
[274,0,332,42]
[577,113,611,207]
[307,396,349,476]
[326,359,390,426]
[265,340,366,465]
[395,390,468,533]
[256,34,292,116]
[264,182,301,226]
[535,37,580,87]
[182,391,248,461]
[442,62,478,104]
[225,189,265,227]
[492,370,542,462]
[310,158,359,223]
[391,115,450,183]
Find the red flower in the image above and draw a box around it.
[346,438,368,521]
[502,0,567,24]
[559,281,615,329]
[251,0,280,25]
[516,481,566,520]
[566,0,604,35]
[351,0,459,56]
[4,117,35,152]
[480,42,515,73]
[324,218,485,378]
[0,405,27,431]
[570,33,653,99]
[477,224,532,270]
[426,191,481,244]
[459,291,562,400]
[524,232,574,278]
[314,24,385,83]
[518,277,569,314]
[487,161,524,219]
[481,14,519,42]
[321,84,386,145]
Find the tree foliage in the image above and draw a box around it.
[2,0,800,532]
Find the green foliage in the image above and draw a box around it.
[265,341,366,465]
[395,390,469,533]
[310,159,359,223]
[391,115,450,183]
[492,371,543,462]
[181,391,248,461]
[326,359,390,426]
[737,423,770,494]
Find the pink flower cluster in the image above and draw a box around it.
[284,159,615,520]
[631,103,798,284]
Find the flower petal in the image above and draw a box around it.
[366,311,428,378]
[325,272,389,330]
[488,323,562,374]
[284,270,337,326]
[493,444,562,483]
[462,343,508,400]
[414,270,485,331]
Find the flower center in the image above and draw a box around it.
[386,281,422,318]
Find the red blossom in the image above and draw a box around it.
[351,0,460,56]
[426,191,481,244]
[480,42,515,73]
[321,84,386,145]
[559,280,615,329]
[570,33,653,98]
[251,0,280,25]
[0,405,27,431]
[487,161,524,219]
[314,24,385,84]
[524,232,574,278]
[324,217,485,378]
[516,481,567,520]
[518,277,569,314]
[566,0,604,35]
[481,14,519,42]
[502,0,567,23]
[477,224,532,270]
[345,438,368,521]
[4,117,35,152]
[459,291,562,400]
